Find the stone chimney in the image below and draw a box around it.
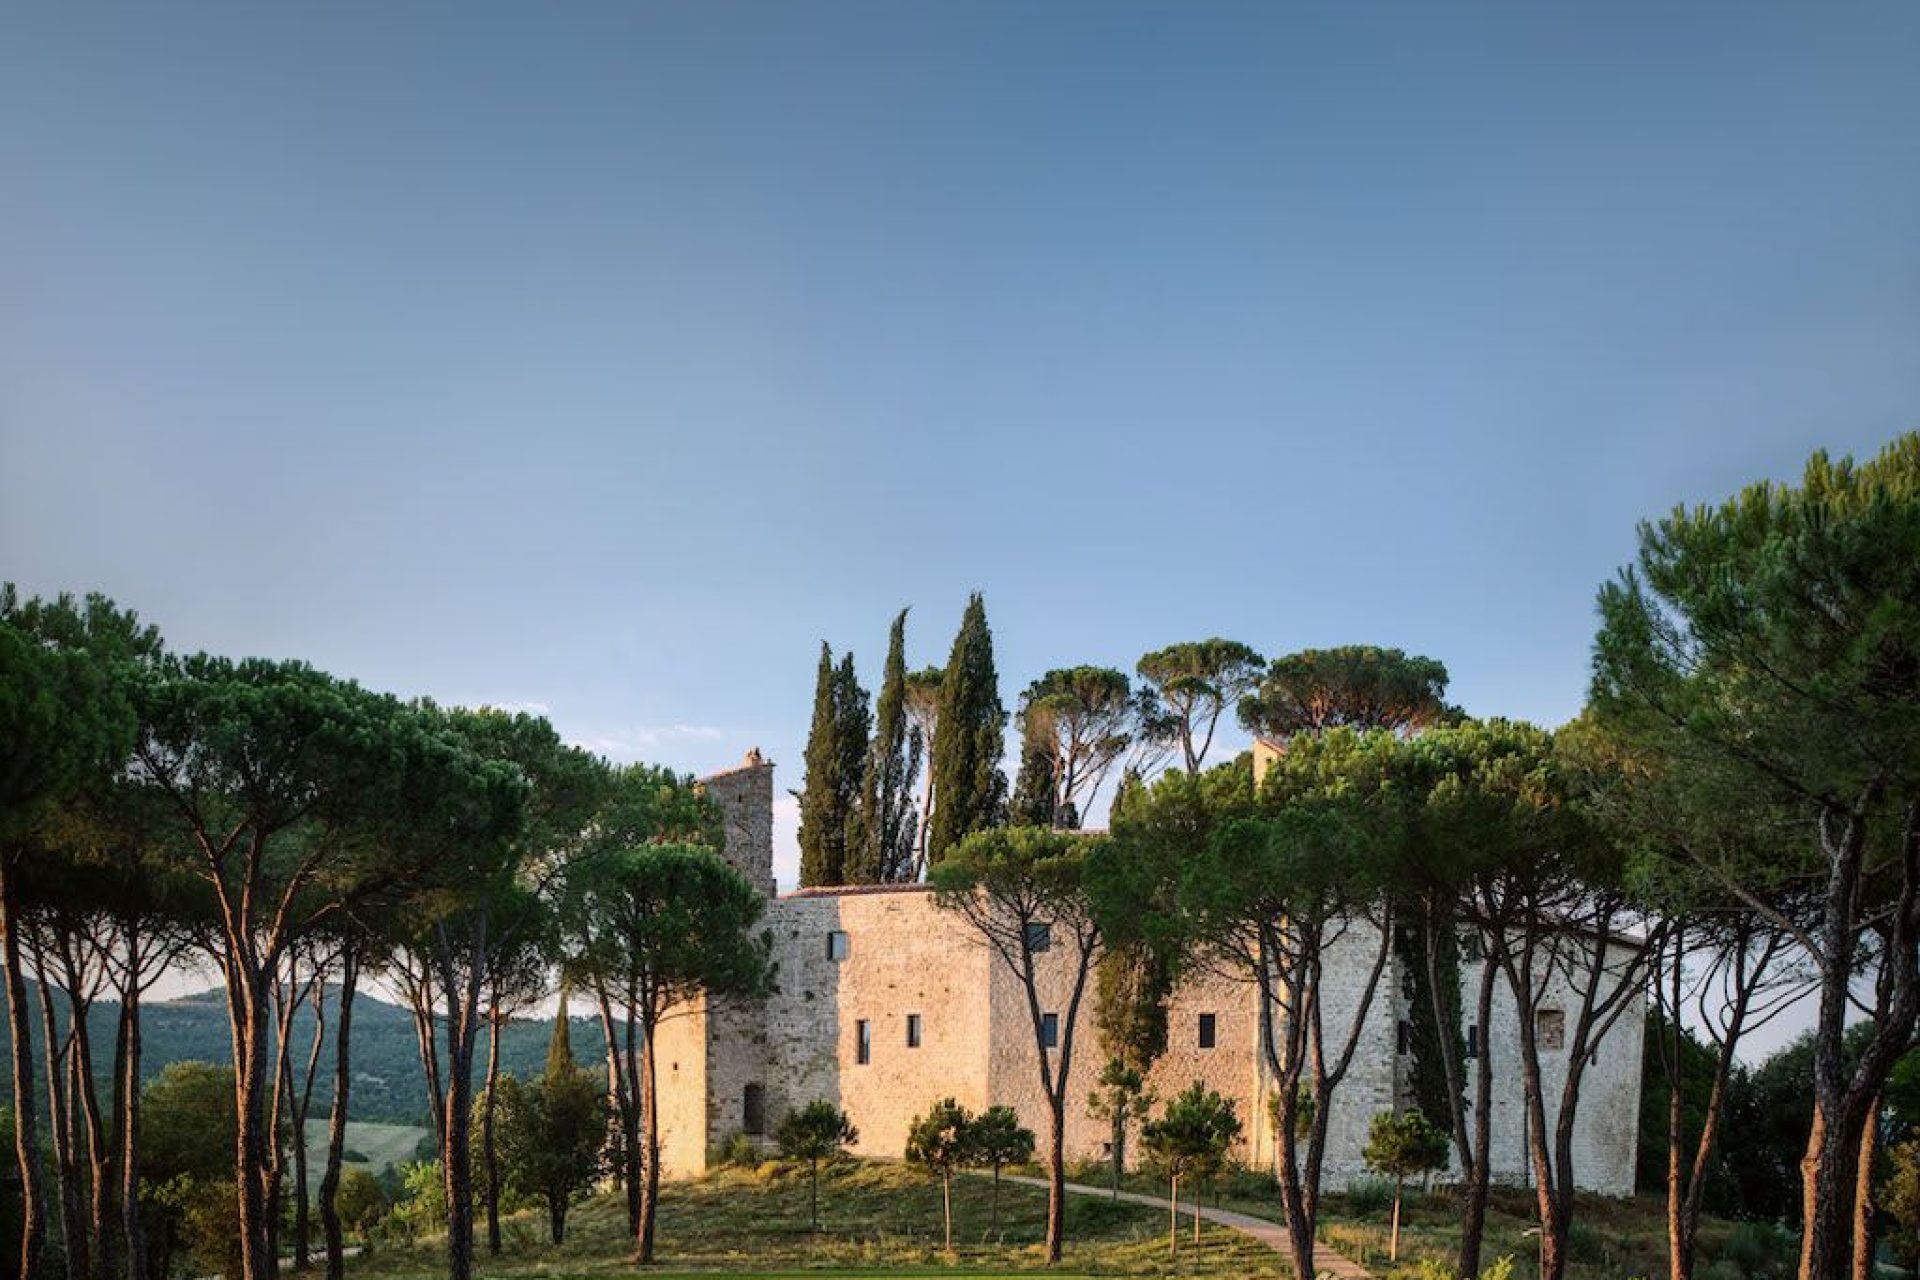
[698,749,775,897]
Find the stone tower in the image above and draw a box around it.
[698,747,775,897]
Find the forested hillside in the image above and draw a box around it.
[0,980,612,1127]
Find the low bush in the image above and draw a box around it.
[1343,1175,1396,1215]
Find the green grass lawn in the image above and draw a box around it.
[308,1119,432,1178]
[346,1159,1284,1277]
[1073,1164,1789,1280]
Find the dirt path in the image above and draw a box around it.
[996,1173,1371,1278]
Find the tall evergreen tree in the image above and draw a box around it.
[925,594,1008,865]
[831,652,871,874]
[852,610,920,883]
[798,644,865,887]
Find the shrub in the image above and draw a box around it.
[336,1168,390,1246]
[1342,1175,1395,1215]
[1715,1221,1793,1278]
[713,1130,763,1168]
[388,1159,446,1241]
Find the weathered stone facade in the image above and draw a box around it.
[656,751,1642,1197]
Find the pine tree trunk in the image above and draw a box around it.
[1456,956,1498,1280]
[292,982,326,1273]
[61,968,112,1280]
[319,954,358,1280]
[549,1194,566,1246]
[1045,1100,1066,1264]
[1167,1173,1178,1256]
[117,981,148,1280]
[436,946,480,1280]
[36,953,90,1280]
[592,982,640,1235]
[940,1171,951,1250]
[229,966,277,1280]
[636,1018,661,1264]
[991,1165,1001,1238]
[1852,1103,1881,1280]
[1390,1177,1402,1262]
[1,862,48,1280]
[483,1009,504,1256]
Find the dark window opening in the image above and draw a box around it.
[1041,1012,1059,1049]
[1466,1023,1481,1059]
[1397,1019,1413,1055]
[742,1083,766,1135]
[827,931,849,961]
[906,1013,922,1048]
[1198,1013,1217,1050]
[1025,921,1053,954]
[856,1019,872,1065]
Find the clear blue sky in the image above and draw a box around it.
[4,4,1918,896]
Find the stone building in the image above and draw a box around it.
[653,749,1642,1195]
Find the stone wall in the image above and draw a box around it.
[698,749,776,898]
[649,750,1643,1196]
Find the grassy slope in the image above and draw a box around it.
[308,1120,433,1178]
[349,1160,1285,1277]
[1078,1165,1777,1280]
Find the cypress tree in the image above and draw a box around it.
[852,609,920,883]
[798,643,848,887]
[925,593,1008,865]
[831,651,871,875]
[545,1001,575,1080]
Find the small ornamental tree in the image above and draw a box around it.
[969,1105,1034,1238]
[776,1101,857,1232]
[490,1011,607,1245]
[905,1098,975,1250]
[1363,1109,1450,1261]
[1140,1083,1242,1254]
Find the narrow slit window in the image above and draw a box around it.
[1041,1012,1059,1049]
[742,1083,766,1135]
[906,1013,923,1048]
[856,1018,871,1065]
[1198,1013,1217,1050]
[1466,1023,1481,1059]
[1397,1019,1413,1055]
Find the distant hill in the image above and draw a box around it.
[1,981,612,1128]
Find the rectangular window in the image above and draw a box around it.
[1397,1019,1413,1055]
[1198,1013,1217,1050]
[1536,1008,1566,1052]
[742,1083,766,1136]
[856,1019,871,1065]
[1466,1023,1480,1059]
[827,931,849,961]
[1041,1012,1059,1049]
[1025,921,1053,954]
[906,1013,923,1048]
